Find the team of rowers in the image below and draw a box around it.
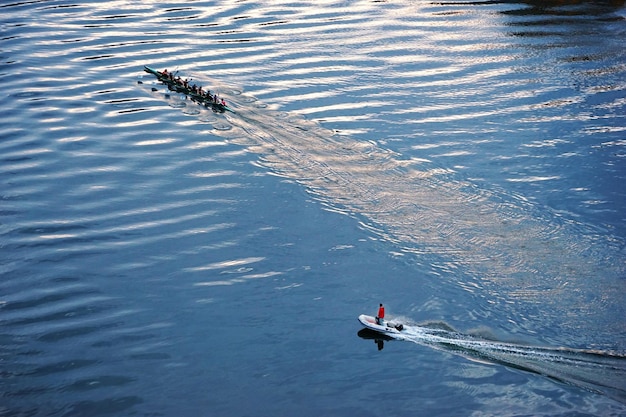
[160,69,226,107]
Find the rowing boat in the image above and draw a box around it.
[143,66,234,113]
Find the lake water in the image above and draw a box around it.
[2,0,626,416]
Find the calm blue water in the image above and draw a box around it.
[1,0,625,415]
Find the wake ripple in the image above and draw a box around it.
[133,0,625,349]
[217,99,625,344]
[142,58,625,348]
[387,323,626,404]
[139,50,625,348]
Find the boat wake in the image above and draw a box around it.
[239,89,626,403]
[360,321,626,404]
[139,73,625,348]
[217,96,625,341]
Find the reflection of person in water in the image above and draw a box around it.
[376,303,385,325]
[357,329,389,351]
[375,339,384,351]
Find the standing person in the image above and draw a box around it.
[376,303,385,325]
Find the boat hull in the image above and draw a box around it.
[358,314,403,335]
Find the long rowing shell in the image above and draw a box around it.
[143,65,234,113]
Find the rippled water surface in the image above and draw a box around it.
[2,0,626,416]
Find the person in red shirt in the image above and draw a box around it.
[376,303,385,325]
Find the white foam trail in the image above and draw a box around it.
[390,324,626,403]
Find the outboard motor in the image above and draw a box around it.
[395,323,404,331]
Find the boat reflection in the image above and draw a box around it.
[357,329,394,351]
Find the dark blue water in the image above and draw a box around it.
[1,0,625,415]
